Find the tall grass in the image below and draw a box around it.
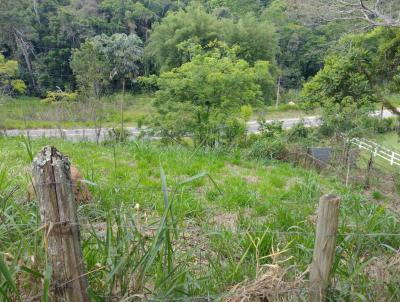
[0,137,399,301]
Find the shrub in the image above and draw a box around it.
[248,137,287,160]
[11,79,26,95]
[105,127,131,143]
[288,122,309,141]
[374,118,395,133]
[222,118,247,146]
[43,91,78,103]
[258,120,284,138]
[240,105,253,122]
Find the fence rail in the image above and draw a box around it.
[350,137,400,167]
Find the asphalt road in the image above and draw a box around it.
[1,109,396,142]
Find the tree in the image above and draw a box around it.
[287,0,400,28]
[204,0,266,16]
[222,14,278,65]
[0,54,27,95]
[145,4,222,72]
[93,33,144,138]
[94,33,144,91]
[70,39,110,99]
[0,0,37,89]
[263,0,348,89]
[141,45,274,146]
[301,38,379,133]
[302,27,400,130]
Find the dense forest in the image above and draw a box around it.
[0,0,349,95]
[2,0,399,142]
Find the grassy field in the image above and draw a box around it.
[0,136,399,301]
[0,94,314,130]
[0,93,155,129]
[376,131,400,151]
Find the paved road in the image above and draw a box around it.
[1,109,396,142]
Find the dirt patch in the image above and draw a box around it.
[284,177,301,190]
[243,175,260,184]
[226,264,307,302]
[209,213,238,231]
[364,252,400,284]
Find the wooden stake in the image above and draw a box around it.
[32,146,90,302]
[275,75,281,109]
[364,152,374,189]
[309,194,341,302]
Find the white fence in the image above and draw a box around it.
[350,137,400,167]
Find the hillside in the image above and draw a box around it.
[1,136,399,300]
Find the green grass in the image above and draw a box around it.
[1,93,317,130]
[375,131,400,151]
[385,93,400,107]
[0,137,399,300]
[0,93,155,129]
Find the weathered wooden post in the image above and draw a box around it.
[309,194,341,302]
[364,151,375,189]
[32,146,90,302]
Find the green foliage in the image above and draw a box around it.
[144,45,274,146]
[264,0,347,89]
[10,80,27,95]
[146,4,222,72]
[71,39,110,98]
[302,27,400,134]
[258,120,284,138]
[222,14,278,65]
[1,137,400,300]
[240,105,253,122]
[205,0,265,16]
[93,33,144,88]
[71,33,144,97]
[43,91,77,103]
[248,136,287,160]
[146,4,279,76]
[288,122,310,140]
[301,51,377,133]
[0,55,27,95]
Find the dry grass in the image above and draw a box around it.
[226,264,307,302]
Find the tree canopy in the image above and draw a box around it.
[142,45,274,145]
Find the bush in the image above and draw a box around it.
[222,118,247,146]
[288,122,309,141]
[43,91,78,103]
[317,122,335,137]
[240,105,253,122]
[105,127,132,143]
[248,137,287,160]
[11,79,26,95]
[258,120,284,138]
[374,118,395,133]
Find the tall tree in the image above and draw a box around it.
[287,0,400,28]
[145,4,222,72]
[141,45,274,146]
[0,0,37,90]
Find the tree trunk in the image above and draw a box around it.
[121,78,125,141]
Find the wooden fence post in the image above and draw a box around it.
[364,152,374,189]
[309,194,341,302]
[32,146,90,302]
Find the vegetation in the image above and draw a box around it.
[0,54,26,95]
[142,44,274,146]
[1,0,400,301]
[1,136,399,300]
